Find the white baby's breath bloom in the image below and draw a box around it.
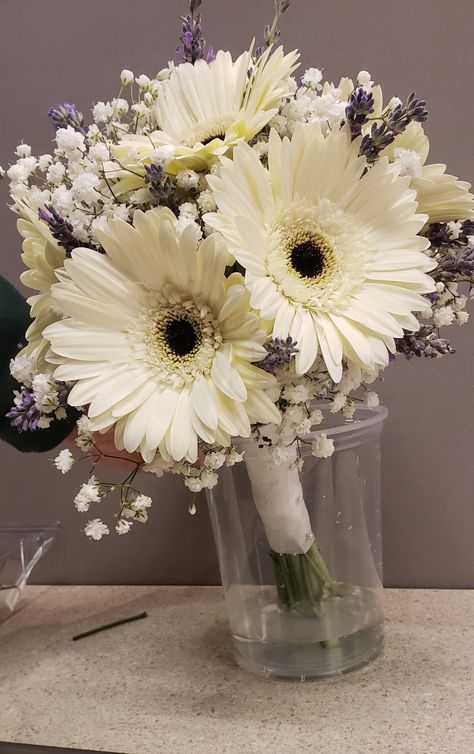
[120,69,134,85]
[456,310,469,325]
[296,417,312,435]
[179,201,199,219]
[197,189,217,213]
[84,518,109,541]
[342,400,356,419]
[15,144,32,158]
[283,384,310,403]
[38,154,52,171]
[309,409,324,425]
[37,415,53,429]
[330,393,347,413]
[71,173,101,203]
[88,143,110,162]
[54,448,74,474]
[7,163,29,184]
[302,67,323,90]
[201,469,219,489]
[357,71,374,90]
[291,456,305,471]
[74,476,101,512]
[393,147,423,178]
[271,444,291,465]
[176,169,199,190]
[32,373,58,413]
[452,294,467,312]
[366,391,379,408]
[131,494,152,512]
[46,161,66,185]
[135,74,151,89]
[56,126,85,154]
[184,476,204,493]
[285,405,304,424]
[225,448,245,466]
[311,433,335,458]
[447,220,462,240]
[204,451,226,469]
[92,101,114,123]
[433,306,455,327]
[116,519,133,535]
[150,145,174,166]
[388,96,402,110]
[10,353,36,386]
[435,281,445,293]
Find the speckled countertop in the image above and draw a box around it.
[0,587,472,754]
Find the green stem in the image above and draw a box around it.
[270,541,341,616]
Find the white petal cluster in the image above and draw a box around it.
[311,433,335,459]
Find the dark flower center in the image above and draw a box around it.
[165,318,199,356]
[201,131,225,146]
[291,241,326,279]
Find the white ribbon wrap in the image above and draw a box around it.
[240,432,315,555]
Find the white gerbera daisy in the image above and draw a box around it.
[14,200,66,370]
[383,122,474,223]
[111,46,298,190]
[44,208,279,463]
[205,124,435,381]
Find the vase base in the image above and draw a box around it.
[230,583,384,681]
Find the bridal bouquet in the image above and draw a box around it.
[3,2,473,614]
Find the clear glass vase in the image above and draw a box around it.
[206,403,388,681]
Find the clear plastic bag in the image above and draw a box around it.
[0,524,58,613]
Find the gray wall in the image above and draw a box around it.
[0,0,473,587]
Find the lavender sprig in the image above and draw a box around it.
[259,336,298,375]
[359,92,428,163]
[143,164,175,209]
[176,0,213,65]
[345,87,374,139]
[6,388,40,432]
[48,103,87,135]
[256,0,291,59]
[395,326,455,360]
[423,219,474,250]
[38,205,95,257]
[359,123,395,162]
[431,245,474,285]
[6,380,71,433]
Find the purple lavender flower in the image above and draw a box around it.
[359,92,428,163]
[395,325,455,360]
[47,103,87,135]
[359,122,395,163]
[256,0,292,59]
[143,164,175,209]
[6,388,41,432]
[38,205,95,257]
[345,87,375,139]
[176,0,211,64]
[431,245,474,284]
[423,219,474,249]
[259,337,299,374]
